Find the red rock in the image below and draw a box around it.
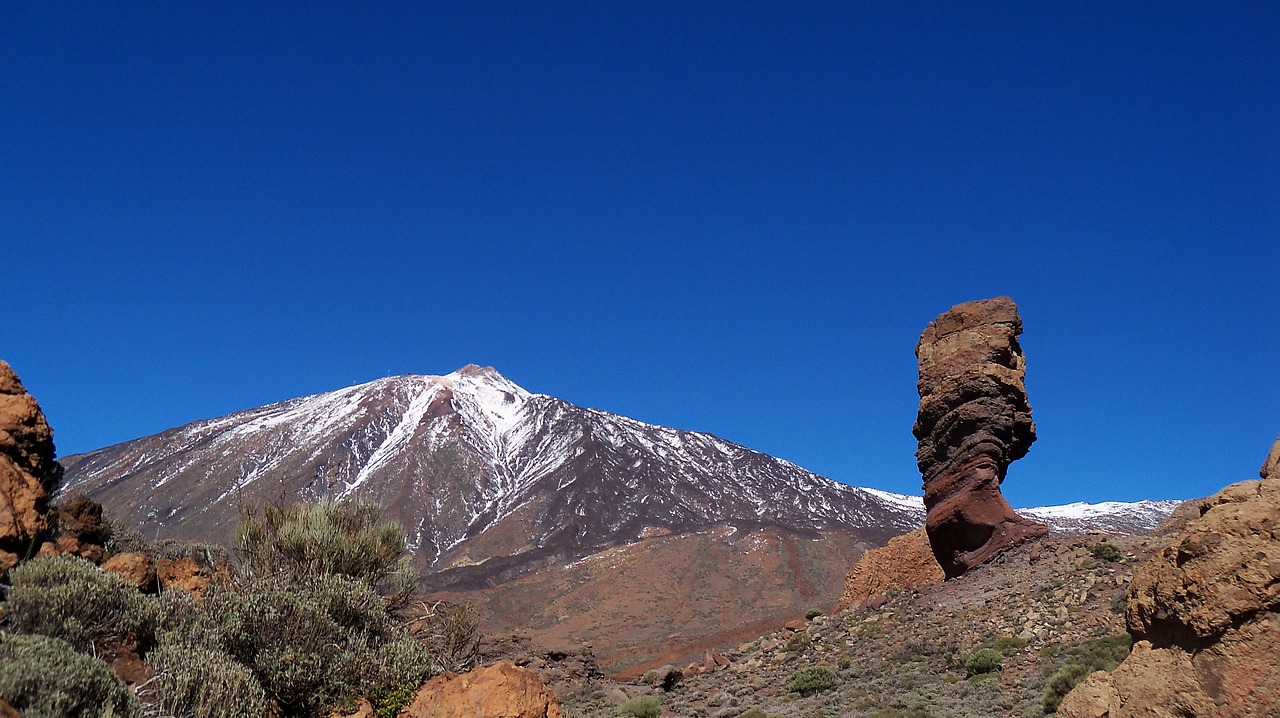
[1260,434,1280,481]
[0,698,21,718]
[156,557,212,599]
[398,660,563,718]
[683,662,702,677]
[913,298,1048,578]
[783,619,807,632]
[34,541,58,558]
[102,552,158,593]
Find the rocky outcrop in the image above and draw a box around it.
[0,361,58,574]
[1261,434,1280,482]
[913,297,1047,578]
[1058,468,1280,717]
[478,633,602,700]
[102,552,159,593]
[833,527,944,612]
[399,660,563,718]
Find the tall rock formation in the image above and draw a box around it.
[913,297,1047,578]
[1058,437,1280,717]
[0,361,58,574]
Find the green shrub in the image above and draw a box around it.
[369,684,419,718]
[166,571,438,717]
[804,608,823,620]
[618,695,662,718]
[1088,542,1123,563]
[785,666,838,695]
[1042,662,1095,713]
[144,642,267,718]
[0,634,139,718]
[6,555,156,653]
[1042,634,1133,713]
[989,635,1027,655]
[784,631,812,654]
[234,499,416,607]
[963,647,1003,677]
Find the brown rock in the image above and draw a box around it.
[1058,475,1280,717]
[54,495,109,544]
[1261,433,1280,481]
[34,540,59,558]
[913,297,1048,578]
[783,618,808,632]
[102,552,158,593]
[0,698,21,718]
[399,660,563,718]
[834,527,945,612]
[0,361,58,562]
[156,556,212,598]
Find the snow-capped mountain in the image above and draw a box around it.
[60,365,1179,587]
[62,365,923,583]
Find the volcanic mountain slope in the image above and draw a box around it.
[61,365,923,586]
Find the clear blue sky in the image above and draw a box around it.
[4,3,1277,507]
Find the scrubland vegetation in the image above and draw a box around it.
[0,500,477,718]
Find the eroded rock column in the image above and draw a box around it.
[914,297,1047,578]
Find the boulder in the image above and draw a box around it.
[0,361,57,566]
[0,699,21,718]
[102,552,158,593]
[913,297,1047,577]
[1058,465,1280,717]
[834,527,944,612]
[398,660,563,718]
[53,495,109,545]
[1261,433,1280,481]
[156,556,212,599]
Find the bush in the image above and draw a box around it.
[784,631,812,654]
[404,600,480,674]
[618,695,662,718]
[963,647,1002,677]
[1042,634,1133,713]
[1042,662,1095,713]
[0,634,139,718]
[149,571,438,717]
[143,643,267,718]
[369,684,419,718]
[804,608,823,620]
[5,555,155,653]
[1088,542,1123,563]
[234,500,416,607]
[785,666,838,695]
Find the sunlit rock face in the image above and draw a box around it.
[913,297,1047,578]
[0,360,58,575]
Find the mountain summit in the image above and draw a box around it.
[61,365,923,586]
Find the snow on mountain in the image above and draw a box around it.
[60,365,1180,586]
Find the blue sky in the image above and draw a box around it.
[4,3,1277,507]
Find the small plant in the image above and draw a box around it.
[618,695,662,718]
[804,608,823,620]
[989,635,1027,655]
[837,656,852,670]
[785,666,838,695]
[964,647,1003,677]
[1042,634,1133,714]
[1088,542,1123,563]
[738,710,769,718]
[369,684,419,718]
[784,631,812,654]
[0,634,140,718]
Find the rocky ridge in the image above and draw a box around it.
[914,297,1049,577]
[1058,436,1280,717]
